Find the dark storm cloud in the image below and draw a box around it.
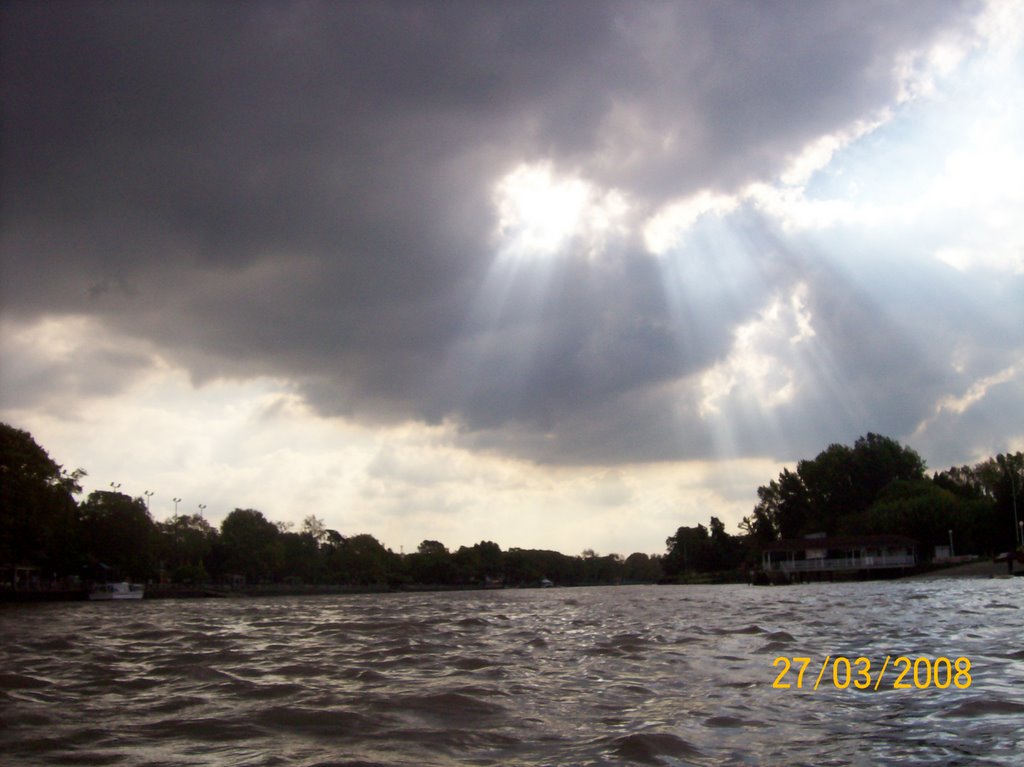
[0,0,985,462]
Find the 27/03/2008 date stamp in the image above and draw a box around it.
[772,656,972,691]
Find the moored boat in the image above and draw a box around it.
[88,582,145,600]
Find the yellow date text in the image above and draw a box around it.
[771,656,972,691]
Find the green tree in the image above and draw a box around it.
[849,433,927,507]
[408,539,456,584]
[742,483,783,543]
[623,552,663,582]
[664,524,711,576]
[0,423,84,575]
[301,515,328,543]
[472,540,504,579]
[156,513,217,583]
[665,518,745,576]
[79,491,156,580]
[707,516,741,570]
[749,434,928,541]
[219,508,281,583]
[975,452,1023,553]
[329,533,394,585]
[280,529,324,583]
[504,548,576,585]
[849,480,972,559]
[798,443,855,529]
[452,540,504,583]
[933,464,988,500]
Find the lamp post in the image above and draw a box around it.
[948,529,954,559]
[110,482,121,493]
[1007,465,1019,574]
[172,497,181,518]
[144,490,154,513]
[1011,471,1020,547]
[198,503,207,520]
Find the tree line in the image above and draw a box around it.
[664,433,1023,579]
[0,422,663,588]
[3,423,1020,589]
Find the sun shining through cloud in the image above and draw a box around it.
[631,0,1024,472]
[493,162,629,261]
[2,0,1023,563]
[633,4,1024,464]
[494,163,588,258]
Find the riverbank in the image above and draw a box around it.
[907,558,1020,579]
[3,580,651,603]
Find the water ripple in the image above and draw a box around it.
[1,580,1022,765]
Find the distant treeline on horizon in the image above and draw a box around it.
[2,423,1021,588]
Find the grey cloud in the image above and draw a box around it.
[0,0,992,464]
[0,318,157,415]
[918,376,1024,470]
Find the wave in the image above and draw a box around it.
[2,581,1021,766]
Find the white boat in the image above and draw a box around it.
[89,582,145,600]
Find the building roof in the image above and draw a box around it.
[762,534,919,552]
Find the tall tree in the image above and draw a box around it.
[798,443,855,529]
[933,464,988,500]
[664,524,711,575]
[408,540,455,584]
[623,552,663,582]
[849,432,927,507]
[219,508,282,582]
[975,452,1024,552]
[79,491,156,580]
[329,533,394,585]
[749,434,927,541]
[0,423,83,574]
[301,515,328,543]
[156,513,217,583]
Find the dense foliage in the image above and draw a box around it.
[3,424,1020,588]
[736,433,1021,560]
[664,433,1021,580]
[0,423,82,574]
[0,423,663,587]
[742,434,927,540]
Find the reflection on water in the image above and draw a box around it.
[1,580,1021,766]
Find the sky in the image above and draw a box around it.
[2,0,1023,557]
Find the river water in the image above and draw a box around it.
[1,579,1021,766]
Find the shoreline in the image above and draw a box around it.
[905,558,1020,579]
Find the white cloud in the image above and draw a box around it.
[642,190,740,255]
[914,361,1021,433]
[0,315,164,414]
[699,283,815,418]
[924,103,1024,273]
[779,115,890,188]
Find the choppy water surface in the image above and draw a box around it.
[1,580,1022,766]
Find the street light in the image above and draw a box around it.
[198,503,207,519]
[172,497,182,517]
[110,482,121,493]
[1011,471,1020,548]
[948,529,954,559]
[143,490,154,512]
